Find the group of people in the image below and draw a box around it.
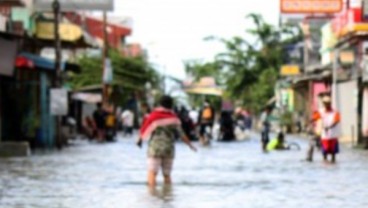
[137,93,342,189]
[259,94,341,163]
[82,103,136,142]
[82,103,118,142]
[81,93,340,189]
[175,100,253,145]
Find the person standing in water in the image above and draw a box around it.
[121,108,135,137]
[260,106,273,152]
[136,95,197,187]
[198,100,215,145]
[311,95,340,163]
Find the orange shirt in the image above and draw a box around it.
[312,110,340,124]
[312,108,341,139]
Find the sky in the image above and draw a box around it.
[113,0,280,79]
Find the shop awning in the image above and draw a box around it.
[292,71,332,84]
[183,77,223,96]
[15,56,34,68]
[72,92,102,103]
[184,87,223,96]
[74,84,103,93]
[17,52,80,73]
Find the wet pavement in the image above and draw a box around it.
[1,132,368,208]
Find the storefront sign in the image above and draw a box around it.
[34,0,113,11]
[280,65,300,76]
[50,88,68,116]
[339,51,355,64]
[280,0,343,14]
[103,58,113,84]
[36,22,82,42]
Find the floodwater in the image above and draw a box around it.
[1,133,368,208]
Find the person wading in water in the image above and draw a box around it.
[136,95,197,187]
[311,95,341,163]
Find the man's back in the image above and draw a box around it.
[93,110,106,129]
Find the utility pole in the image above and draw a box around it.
[53,0,62,149]
[332,49,339,110]
[102,10,109,104]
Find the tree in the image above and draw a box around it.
[186,13,302,113]
[68,49,162,106]
[184,61,224,85]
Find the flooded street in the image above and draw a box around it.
[1,133,368,208]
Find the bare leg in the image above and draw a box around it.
[323,153,328,162]
[163,174,172,185]
[162,158,173,185]
[331,154,336,163]
[306,145,313,162]
[199,136,205,145]
[148,170,157,187]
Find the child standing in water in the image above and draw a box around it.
[137,95,197,187]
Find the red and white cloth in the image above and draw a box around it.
[139,107,181,140]
[313,108,341,140]
[313,108,341,154]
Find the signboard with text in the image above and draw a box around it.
[281,0,343,14]
[34,0,113,11]
[103,58,113,84]
[50,88,68,116]
[280,65,300,76]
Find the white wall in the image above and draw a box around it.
[82,103,96,119]
[337,80,358,143]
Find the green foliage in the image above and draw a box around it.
[185,13,302,113]
[184,61,224,85]
[68,49,162,106]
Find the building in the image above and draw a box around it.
[65,12,132,51]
